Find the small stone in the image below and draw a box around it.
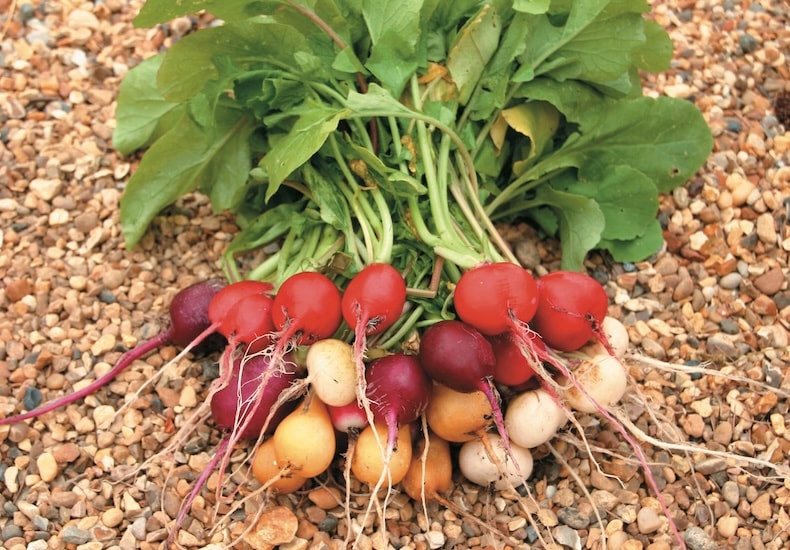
[683,526,717,550]
[750,493,772,521]
[753,267,785,295]
[67,9,100,30]
[307,487,342,510]
[91,334,117,356]
[681,414,705,438]
[52,442,82,463]
[721,481,740,507]
[244,506,298,547]
[425,530,445,549]
[102,269,126,290]
[636,507,662,534]
[36,452,59,482]
[179,385,198,408]
[29,178,63,201]
[62,526,91,545]
[716,515,738,538]
[4,466,19,493]
[719,273,742,290]
[755,213,777,245]
[5,279,33,302]
[557,507,590,529]
[102,508,125,528]
[553,525,581,550]
[694,457,726,475]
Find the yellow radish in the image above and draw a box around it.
[351,421,412,486]
[273,394,336,477]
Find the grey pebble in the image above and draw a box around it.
[62,526,91,545]
[719,272,743,290]
[2,523,23,541]
[557,507,590,529]
[721,480,741,508]
[553,525,581,550]
[684,526,718,550]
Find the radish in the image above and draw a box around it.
[272,271,342,348]
[364,353,431,456]
[251,437,309,494]
[209,352,299,438]
[418,320,515,461]
[504,387,568,449]
[530,270,610,352]
[0,279,225,426]
[341,263,407,441]
[272,393,337,478]
[425,383,493,443]
[351,421,413,486]
[327,400,368,434]
[207,280,273,328]
[217,292,275,353]
[304,338,357,407]
[402,432,452,503]
[453,262,539,336]
[458,434,534,491]
[488,331,538,387]
[559,352,628,413]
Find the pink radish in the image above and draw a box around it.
[488,331,538,387]
[0,279,226,426]
[271,271,342,347]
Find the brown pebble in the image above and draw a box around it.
[244,506,299,547]
[5,279,33,302]
[753,267,785,295]
[307,486,342,510]
[681,414,705,438]
[750,493,772,521]
[50,489,80,507]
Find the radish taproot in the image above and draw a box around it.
[304,338,357,407]
[327,400,368,434]
[272,271,342,348]
[0,278,226,426]
[530,271,610,352]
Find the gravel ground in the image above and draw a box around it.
[0,1,788,549]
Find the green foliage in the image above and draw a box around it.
[114,0,712,277]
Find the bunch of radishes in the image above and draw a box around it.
[1,259,637,546]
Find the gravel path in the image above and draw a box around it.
[0,1,788,549]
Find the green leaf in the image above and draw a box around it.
[446,3,502,104]
[260,105,349,199]
[513,0,550,14]
[113,55,183,155]
[551,165,658,241]
[362,0,422,95]
[633,20,673,72]
[599,219,664,262]
[303,163,352,232]
[134,0,273,26]
[531,185,605,271]
[157,19,311,102]
[522,95,713,193]
[519,0,649,85]
[119,108,254,248]
[224,201,307,258]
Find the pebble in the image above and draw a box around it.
[719,272,742,289]
[636,507,663,534]
[553,525,581,550]
[753,267,785,294]
[750,493,772,521]
[717,515,739,538]
[683,526,717,550]
[36,452,58,482]
[62,526,91,545]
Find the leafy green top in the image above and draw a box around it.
[115,0,712,280]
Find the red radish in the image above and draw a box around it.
[418,320,515,462]
[210,352,299,438]
[530,270,609,352]
[453,262,539,336]
[365,353,431,456]
[218,292,275,353]
[271,271,342,346]
[207,280,273,327]
[0,279,226,426]
[488,332,538,387]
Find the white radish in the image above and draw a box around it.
[560,353,628,413]
[504,388,568,449]
[458,434,533,490]
[305,338,358,407]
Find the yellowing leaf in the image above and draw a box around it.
[501,101,560,162]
